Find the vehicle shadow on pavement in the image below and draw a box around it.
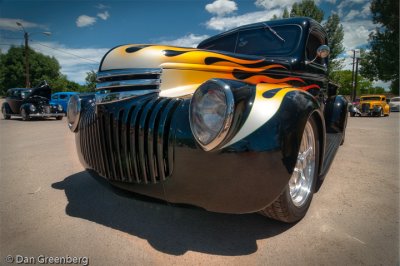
[52,171,294,256]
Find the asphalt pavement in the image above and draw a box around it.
[0,100,399,266]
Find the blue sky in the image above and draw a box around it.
[0,0,381,86]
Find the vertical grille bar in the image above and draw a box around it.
[105,113,117,179]
[137,98,159,183]
[147,98,170,182]
[129,103,143,183]
[121,107,134,182]
[94,115,106,176]
[99,113,111,178]
[155,100,177,181]
[166,100,181,176]
[114,110,125,181]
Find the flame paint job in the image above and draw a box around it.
[100,45,314,98]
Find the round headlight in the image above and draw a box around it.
[29,104,36,112]
[67,94,81,132]
[57,104,63,112]
[189,79,234,151]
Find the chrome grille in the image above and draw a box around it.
[361,103,370,113]
[79,95,181,184]
[96,68,162,104]
[96,68,161,92]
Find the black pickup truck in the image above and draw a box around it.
[67,17,348,223]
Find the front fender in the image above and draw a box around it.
[324,95,348,133]
[20,103,32,114]
[164,88,324,213]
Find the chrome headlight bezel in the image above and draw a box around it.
[29,104,36,112]
[189,79,235,151]
[67,94,81,132]
[57,104,63,112]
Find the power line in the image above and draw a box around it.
[31,45,98,69]
[30,40,100,64]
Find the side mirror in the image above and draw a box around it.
[306,45,330,65]
[317,45,330,58]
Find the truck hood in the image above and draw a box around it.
[99,44,292,73]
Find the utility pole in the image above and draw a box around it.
[351,49,360,102]
[354,57,360,100]
[23,31,29,88]
[16,22,51,88]
[351,50,356,102]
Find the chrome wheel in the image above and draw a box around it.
[289,121,316,207]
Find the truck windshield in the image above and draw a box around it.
[198,24,302,57]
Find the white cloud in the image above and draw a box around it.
[206,9,281,31]
[1,40,108,84]
[96,3,109,9]
[161,33,210,48]
[205,0,237,17]
[255,0,298,10]
[97,11,110,20]
[344,10,359,21]
[361,3,370,17]
[76,15,97,27]
[31,42,108,83]
[0,18,48,31]
[342,19,374,50]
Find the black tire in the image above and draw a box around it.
[56,116,63,120]
[2,106,11,120]
[350,112,355,117]
[259,116,320,223]
[21,108,30,121]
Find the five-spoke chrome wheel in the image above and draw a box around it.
[289,120,316,207]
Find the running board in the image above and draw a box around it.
[319,132,343,179]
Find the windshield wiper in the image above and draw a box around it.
[263,23,286,43]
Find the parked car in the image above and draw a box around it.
[2,81,64,121]
[389,96,400,112]
[358,95,390,116]
[50,92,79,114]
[67,17,348,223]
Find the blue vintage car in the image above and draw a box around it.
[50,92,79,113]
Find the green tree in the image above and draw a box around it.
[45,74,85,93]
[332,70,373,96]
[290,0,324,23]
[85,70,97,92]
[323,13,345,78]
[0,46,87,95]
[360,0,399,95]
[0,46,61,95]
[282,8,290,18]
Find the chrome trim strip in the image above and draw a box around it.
[96,79,161,90]
[96,68,162,81]
[95,90,159,105]
[29,113,64,117]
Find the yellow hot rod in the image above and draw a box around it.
[358,95,390,117]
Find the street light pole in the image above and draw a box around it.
[351,50,356,102]
[23,31,29,88]
[16,22,51,88]
[351,49,361,102]
[354,57,360,100]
